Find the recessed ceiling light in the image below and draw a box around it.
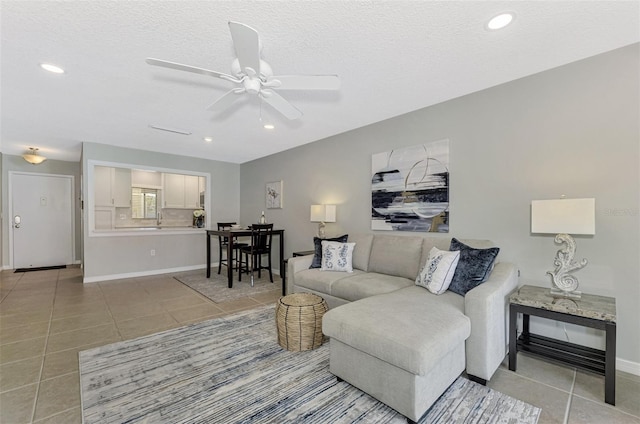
[40,63,65,74]
[486,12,515,30]
[203,137,213,142]
[263,124,275,130]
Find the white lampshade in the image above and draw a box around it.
[310,204,336,223]
[531,198,595,235]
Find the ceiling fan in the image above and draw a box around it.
[146,21,340,120]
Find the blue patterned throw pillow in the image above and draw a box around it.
[447,238,499,296]
[309,235,348,269]
[320,241,356,272]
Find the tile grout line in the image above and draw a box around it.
[29,270,60,424]
[96,283,125,342]
[562,369,576,424]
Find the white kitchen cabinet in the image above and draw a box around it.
[94,166,113,207]
[94,166,131,207]
[184,175,200,208]
[163,173,202,209]
[113,167,132,207]
[163,173,186,208]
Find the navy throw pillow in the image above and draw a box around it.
[448,238,499,296]
[309,234,348,269]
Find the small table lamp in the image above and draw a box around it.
[531,198,595,298]
[310,204,336,239]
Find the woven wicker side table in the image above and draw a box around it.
[276,293,328,352]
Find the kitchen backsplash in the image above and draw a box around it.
[114,207,197,228]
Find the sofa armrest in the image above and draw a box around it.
[286,255,314,294]
[464,262,519,381]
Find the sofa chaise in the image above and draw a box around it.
[286,233,518,423]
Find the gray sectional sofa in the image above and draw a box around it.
[286,233,518,423]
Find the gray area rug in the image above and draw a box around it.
[174,269,282,303]
[79,306,541,424]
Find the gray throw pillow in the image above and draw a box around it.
[448,238,499,296]
[309,234,348,269]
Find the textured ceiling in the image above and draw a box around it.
[1,1,638,163]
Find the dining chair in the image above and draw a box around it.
[239,223,274,285]
[217,222,248,275]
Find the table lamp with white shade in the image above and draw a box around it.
[310,204,336,239]
[531,198,595,298]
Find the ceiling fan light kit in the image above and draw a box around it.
[146,21,340,121]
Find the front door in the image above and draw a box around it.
[10,172,74,269]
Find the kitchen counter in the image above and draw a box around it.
[92,226,205,237]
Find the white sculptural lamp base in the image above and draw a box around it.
[547,233,587,299]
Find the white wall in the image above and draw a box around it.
[240,44,639,367]
[1,154,82,268]
[82,142,240,281]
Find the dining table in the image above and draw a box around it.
[206,227,285,289]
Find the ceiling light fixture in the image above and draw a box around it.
[40,63,65,74]
[23,147,47,165]
[487,12,515,30]
[263,124,275,130]
[203,137,213,142]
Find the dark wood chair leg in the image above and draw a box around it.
[268,251,273,283]
[257,255,262,278]
[217,243,223,274]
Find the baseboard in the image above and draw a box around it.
[83,264,207,283]
[617,357,640,376]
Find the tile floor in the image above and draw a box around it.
[1,268,638,423]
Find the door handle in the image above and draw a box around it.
[14,215,21,228]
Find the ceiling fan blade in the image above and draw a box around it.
[260,90,302,120]
[146,58,240,83]
[228,21,261,76]
[207,88,245,112]
[271,75,341,90]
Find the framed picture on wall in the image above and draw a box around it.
[266,181,283,209]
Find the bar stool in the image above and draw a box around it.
[217,222,248,275]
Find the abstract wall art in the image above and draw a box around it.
[371,139,449,232]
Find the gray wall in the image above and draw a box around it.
[1,154,82,267]
[240,44,639,366]
[82,142,240,280]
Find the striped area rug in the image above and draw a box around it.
[79,306,540,424]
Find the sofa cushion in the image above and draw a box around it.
[309,234,348,269]
[448,238,500,296]
[419,237,453,269]
[323,286,469,376]
[294,268,365,294]
[368,235,423,280]
[349,234,374,271]
[331,272,414,302]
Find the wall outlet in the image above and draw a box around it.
[119,214,126,220]
[150,249,156,256]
